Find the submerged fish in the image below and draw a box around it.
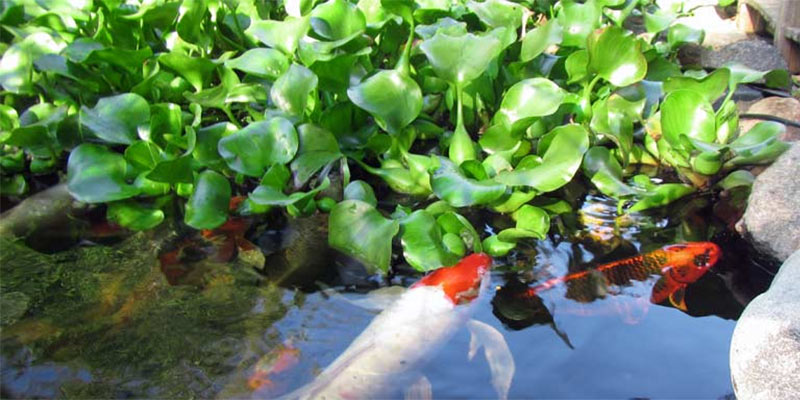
[526,242,721,311]
[279,253,512,399]
[249,340,302,393]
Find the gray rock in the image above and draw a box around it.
[740,97,800,141]
[730,249,800,399]
[737,143,800,261]
[684,39,789,71]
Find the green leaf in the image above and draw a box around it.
[496,78,565,132]
[557,0,600,48]
[185,170,231,229]
[496,124,589,191]
[176,0,208,44]
[400,210,459,271]
[249,177,330,206]
[67,144,139,203]
[290,123,343,186]
[193,122,237,169]
[431,156,507,207]
[582,146,637,198]
[329,199,400,273]
[218,117,299,177]
[80,93,151,145]
[644,8,675,34]
[587,26,647,87]
[667,23,704,49]
[159,51,217,92]
[482,234,515,256]
[436,211,482,253]
[520,18,562,62]
[107,201,165,231]
[663,68,730,103]
[717,170,754,190]
[565,49,589,83]
[247,16,311,55]
[628,182,695,213]
[225,48,290,79]
[147,156,194,184]
[348,69,422,134]
[310,0,366,41]
[0,174,27,196]
[511,204,550,239]
[124,140,165,171]
[0,32,64,94]
[271,64,319,118]
[419,29,504,87]
[344,180,377,206]
[467,0,524,29]
[660,90,716,149]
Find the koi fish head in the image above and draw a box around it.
[411,253,493,305]
[662,242,721,284]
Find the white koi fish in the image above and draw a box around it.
[276,253,514,400]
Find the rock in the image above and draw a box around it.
[681,39,789,71]
[740,97,800,141]
[729,249,800,399]
[737,143,800,261]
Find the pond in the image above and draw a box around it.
[0,190,775,399]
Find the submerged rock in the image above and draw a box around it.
[730,249,800,399]
[737,143,800,261]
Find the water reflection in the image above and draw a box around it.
[0,191,777,398]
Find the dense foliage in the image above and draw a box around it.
[0,0,790,273]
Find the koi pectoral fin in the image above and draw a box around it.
[467,319,515,400]
[404,375,432,400]
[669,285,688,311]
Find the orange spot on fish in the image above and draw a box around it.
[413,253,493,304]
[248,342,301,392]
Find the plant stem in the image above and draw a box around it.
[396,21,415,76]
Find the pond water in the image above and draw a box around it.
[0,191,775,399]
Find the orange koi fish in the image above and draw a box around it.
[526,242,721,311]
[248,341,301,392]
[281,253,500,399]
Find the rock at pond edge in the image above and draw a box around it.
[736,143,800,262]
[730,249,800,399]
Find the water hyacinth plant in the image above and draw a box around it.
[0,0,791,273]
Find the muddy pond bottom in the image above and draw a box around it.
[0,193,773,398]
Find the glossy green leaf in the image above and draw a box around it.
[80,93,150,145]
[587,26,647,87]
[496,124,589,192]
[628,182,695,213]
[193,122,237,169]
[496,78,565,132]
[290,123,343,186]
[436,211,482,253]
[0,32,64,94]
[158,52,216,92]
[124,140,164,171]
[565,49,589,83]
[467,0,524,29]
[107,201,164,231]
[510,204,550,239]
[644,8,675,33]
[482,234,515,256]
[218,117,299,177]
[431,156,507,207]
[147,156,194,184]
[348,70,422,134]
[249,177,330,206]
[271,64,318,118]
[667,23,704,49]
[520,19,562,62]
[419,29,504,87]
[557,0,600,48]
[400,210,459,271]
[717,170,754,190]
[247,16,311,55]
[310,0,366,41]
[344,180,377,206]
[660,90,716,149]
[225,48,290,79]
[329,199,400,273]
[185,170,231,229]
[582,146,636,198]
[67,144,139,203]
[691,151,722,175]
[176,0,207,44]
[663,68,730,103]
